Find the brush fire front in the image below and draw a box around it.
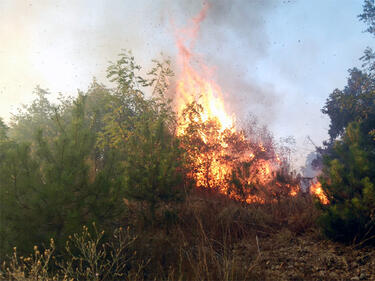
[172,4,330,204]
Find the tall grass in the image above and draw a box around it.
[1,190,319,280]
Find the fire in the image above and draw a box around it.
[173,5,299,203]
[174,4,234,191]
[176,76,234,135]
[310,181,329,204]
[289,185,299,197]
[174,3,234,137]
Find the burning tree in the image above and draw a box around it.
[178,101,300,203]
[173,5,300,204]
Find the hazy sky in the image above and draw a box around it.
[0,0,373,168]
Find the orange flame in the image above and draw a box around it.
[174,4,235,192]
[174,4,234,136]
[173,5,298,203]
[310,181,329,204]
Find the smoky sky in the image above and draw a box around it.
[1,0,373,168]
[156,0,281,124]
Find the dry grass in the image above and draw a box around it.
[2,190,374,280]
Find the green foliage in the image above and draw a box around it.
[359,0,375,36]
[317,3,375,244]
[9,87,59,142]
[121,114,186,217]
[322,68,375,140]
[318,121,375,244]
[101,52,186,220]
[0,52,186,257]
[0,95,127,256]
[359,1,375,74]
[0,139,40,254]
[315,1,375,170]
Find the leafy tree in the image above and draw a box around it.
[0,94,125,256]
[314,0,375,166]
[359,0,375,35]
[0,136,42,255]
[358,0,375,73]
[100,52,187,221]
[318,121,375,244]
[0,51,191,257]
[319,0,375,143]
[316,1,375,244]
[322,68,375,141]
[121,108,186,220]
[9,87,58,142]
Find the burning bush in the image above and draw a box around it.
[178,101,300,204]
[171,5,300,204]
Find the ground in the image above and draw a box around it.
[245,231,375,280]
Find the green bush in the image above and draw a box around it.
[0,53,188,257]
[318,121,375,244]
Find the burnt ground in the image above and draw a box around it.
[238,230,375,281]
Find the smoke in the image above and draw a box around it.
[163,0,280,125]
[1,0,280,124]
[163,0,276,55]
[211,59,279,125]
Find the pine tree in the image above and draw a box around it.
[319,120,375,244]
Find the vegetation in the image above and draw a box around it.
[318,120,375,244]
[0,52,306,280]
[0,52,188,257]
[1,192,323,280]
[315,0,375,245]
[1,1,375,280]
[2,191,375,280]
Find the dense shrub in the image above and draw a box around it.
[0,53,187,257]
[318,121,375,244]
